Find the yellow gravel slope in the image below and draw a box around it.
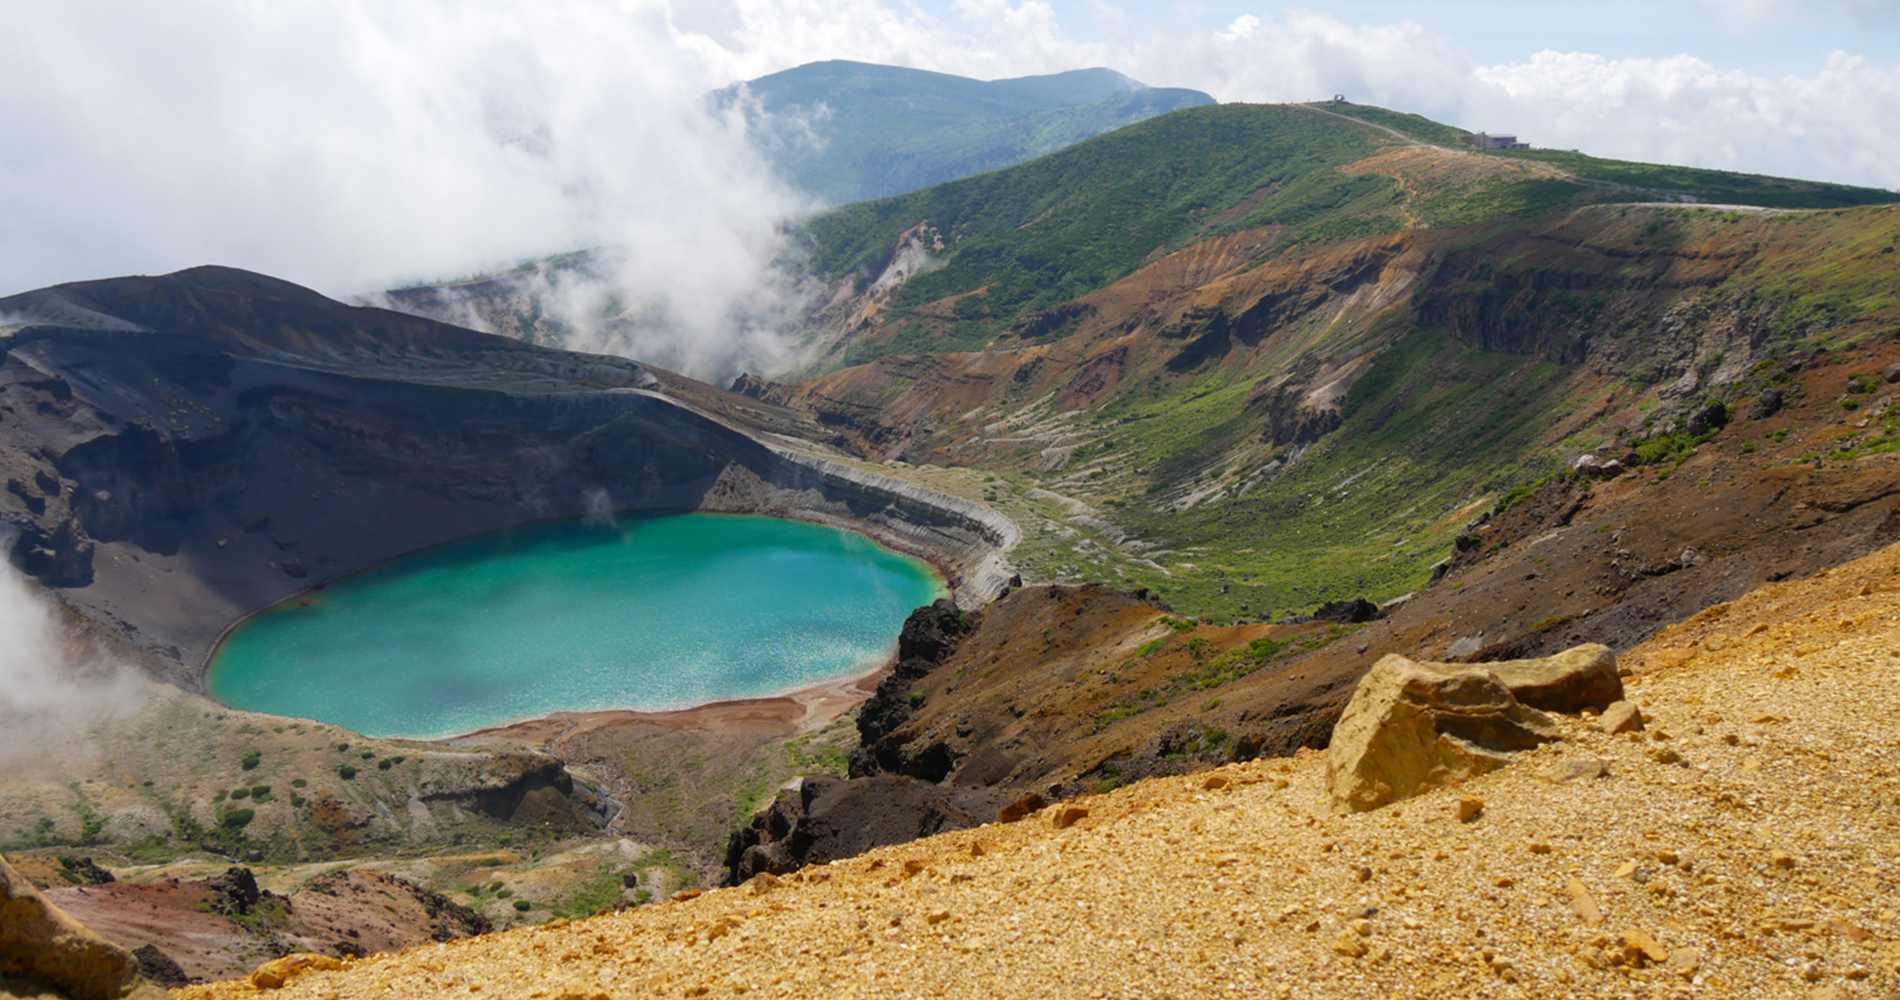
[179,545,1900,1000]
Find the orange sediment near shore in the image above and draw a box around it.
[452,664,889,749]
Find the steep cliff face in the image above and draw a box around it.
[0,267,1018,687]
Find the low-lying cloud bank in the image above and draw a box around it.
[1,1,1894,382]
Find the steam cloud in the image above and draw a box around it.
[1,1,1895,385]
[0,541,147,769]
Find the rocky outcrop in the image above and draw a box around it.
[1326,655,1560,813]
[1312,597,1380,624]
[850,600,978,779]
[723,776,1011,884]
[1327,643,1624,812]
[0,856,166,1000]
[441,752,612,834]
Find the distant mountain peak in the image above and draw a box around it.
[715,60,1215,206]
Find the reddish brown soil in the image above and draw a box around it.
[42,870,485,985]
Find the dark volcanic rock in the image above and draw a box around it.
[1312,597,1379,624]
[723,775,1010,884]
[57,857,115,887]
[203,867,262,916]
[849,599,976,778]
[131,944,191,988]
[1748,388,1784,420]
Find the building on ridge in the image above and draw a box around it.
[1468,132,1531,150]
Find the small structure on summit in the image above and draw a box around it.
[1468,132,1530,150]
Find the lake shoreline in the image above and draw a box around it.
[444,657,890,750]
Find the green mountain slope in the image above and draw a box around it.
[715,60,1215,205]
[769,102,1900,622]
[792,102,1897,369]
[1316,100,1895,209]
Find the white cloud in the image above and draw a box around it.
[0,0,813,379]
[1464,50,1900,187]
[0,0,1895,385]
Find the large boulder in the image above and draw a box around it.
[1326,656,1560,813]
[1326,644,1620,812]
[0,856,166,1000]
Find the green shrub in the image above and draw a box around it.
[219,809,255,829]
[337,765,357,780]
[513,900,531,912]
[290,778,307,788]
[228,787,250,800]
[250,786,273,803]
[240,751,261,771]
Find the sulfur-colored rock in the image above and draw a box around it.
[1326,654,1559,812]
[1599,701,1644,734]
[1051,806,1090,830]
[249,954,344,991]
[1619,929,1668,967]
[998,793,1047,823]
[0,857,166,1000]
[1479,643,1624,713]
[1565,879,1604,926]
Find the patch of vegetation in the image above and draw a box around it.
[800,105,1404,362]
[1485,148,1898,210]
[219,808,255,830]
[553,863,627,920]
[782,716,855,778]
[1307,102,1471,146]
[1089,626,1357,733]
[1092,330,1585,620]
[336,765,357,780]
[68,784,104,846]
[240,750,262,771]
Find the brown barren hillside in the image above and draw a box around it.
[179,539,1900,1000]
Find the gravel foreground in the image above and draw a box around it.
[179,545,1900,1000]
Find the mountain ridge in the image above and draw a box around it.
[715,60,1216,205]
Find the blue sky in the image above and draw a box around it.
[1005,0,1899,79]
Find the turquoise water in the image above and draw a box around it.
[207,513,944,738]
